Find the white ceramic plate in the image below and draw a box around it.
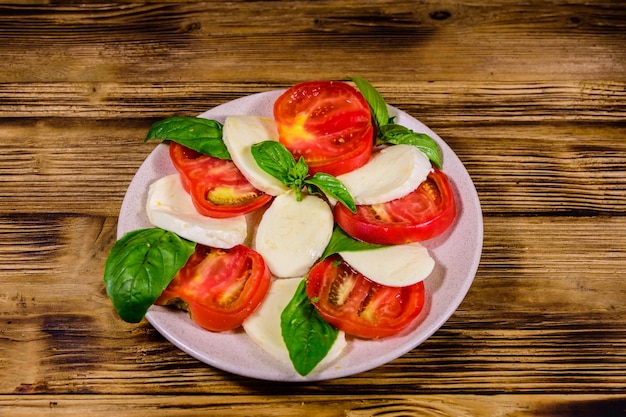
[117,90,483,381]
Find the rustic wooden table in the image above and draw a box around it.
[1,1,625,416]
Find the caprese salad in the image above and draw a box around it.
[104,77,456,376]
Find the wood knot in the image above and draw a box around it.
[429,10,451,21]
[186,22,202,32]
[569,16,582,24]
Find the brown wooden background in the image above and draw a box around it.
[1,1,625,415]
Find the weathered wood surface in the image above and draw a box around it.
[1,394,626,417]
[1,0,625,415]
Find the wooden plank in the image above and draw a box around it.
[1,394,626,417]
[1,113,625,216]
[1,215,625,394]
[2,310,624,394]
[1,81,624,122]
[2,215,623,313]
[469,216,626,312]
[0,2,623,83]
[0,118,153,216]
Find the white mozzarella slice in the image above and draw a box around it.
[254,192,333,278]
[339,242,434,287]
[222,115,289,196]
[337,144,432,205]
[146,174,247,249]
[243,277,347,368]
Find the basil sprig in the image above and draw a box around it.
[104,228,196,323]
[251,141,356,213]
[321,226,387,260]
[350,76,443,168]
[281,280,339,376]
[145,117,231,160]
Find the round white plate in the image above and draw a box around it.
[117,89,483,381]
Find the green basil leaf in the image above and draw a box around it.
[251,141,296,185]
[145,117,231,160]
[321,226,387,260]
[103,228,196,323]
[378,124,443,168]
[281,279,339,376]
[350,76,390,129]
[305,182,323,198]
[305,172,356,213]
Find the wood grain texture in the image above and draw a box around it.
[1,112,625,216]
[1,0,625,415]
[0,1,624,83]
[1,216,625,395]
[1,394,626,416]
[2,80,625,120]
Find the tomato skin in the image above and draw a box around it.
[334,168,456,244]
[156,245,271,332]
[273,80,374,176]
[306,256,425,339]
[169,142,272,218]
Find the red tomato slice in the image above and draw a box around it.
[156,245,271,332]
[334,168,456,244]
[169,142,272,218]
[273,80,374,176]
[306,256,425,339]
